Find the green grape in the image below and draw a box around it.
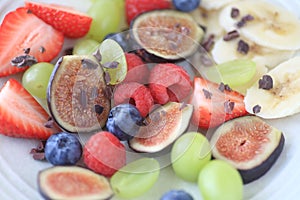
[86,0,123,42]
[171,132,212,182]
[198,160,243,200]
[204,59,256,87]
[22,62,54,99]
[110,157,160,199]
[72,39,99,55]
[99,39,127,85]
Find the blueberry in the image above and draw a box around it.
[172,0,200,12]
[106,104,144,141]
[45,132,82,166]
[160,190,194,200]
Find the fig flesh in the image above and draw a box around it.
[38,166,113,200]
[129,102,193,153]
[210,116,285,184]
[130,9,204,61]
[47,55,110,133]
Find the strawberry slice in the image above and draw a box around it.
[0,7,64,77]
[0,79,59,139]
[188,77,248,129]
[25,1,92,38]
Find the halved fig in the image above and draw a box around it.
[210,116,285,184]
[130,9,204,61]
[38,166,113,200]
[129,102,193,153]
[47,55,110,133]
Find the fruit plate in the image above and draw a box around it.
[1,0,300,199]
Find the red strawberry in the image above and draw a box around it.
[125,0,171,25]
[123,53,149,83]
[0,79,59,139]
[0,7,64,77]
[25,1,92,38]
[149,63,192,105]
[188,77,248,129]
[83,131,126,177]
[114,82,154,117]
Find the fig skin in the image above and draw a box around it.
[38,166,113,200]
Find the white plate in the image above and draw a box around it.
[1,0,300,199]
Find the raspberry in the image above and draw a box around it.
[123,53,149,83]
[83,131,126,177]
[114,82,154,117]
[125,0,171,25]
[149,63,192,104]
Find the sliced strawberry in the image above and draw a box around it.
[0,7,64,77]
[25,1,92,38]
[0,79,59,139]
[188,77,248,129]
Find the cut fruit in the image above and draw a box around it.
[47,55,110,133]
[38,166,113,200]
[131,9,204,61]
[210,116,285,184]
[129,102,193,153]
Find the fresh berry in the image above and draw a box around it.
[0,79,58,139]
[114,82,154,117]
[160,190,194,200]
[83,131,126,177]
[25,1,92,38]
[123,53,149,83]
[45,132,82,166]
[149,63,192,104]
[125,0,171,25]
[106,104,144,141]
[0,7,64,77]
[172,0,200,12]
[188,77,248,129]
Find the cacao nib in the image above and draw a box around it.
[203,89,212,99]
[253,104,261,114]
[223,30,240,41]
[11,54,37,67]
[30,140,46,161]
[81,59,98,69]
[44,117,55,128]
[23,48,30,54]
[103,61,119,69]
[237,40,249,54]
[258,75,273,90]
[39,46,46,53]
[236,14,254,28]
[93,49,102,62]
[231,7,240,18]
[224,101,235,114]
[219,82,232,92]
[201,34,215,52]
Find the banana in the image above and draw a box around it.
[244,56,300,119]
[219,0,300,50]
[211,37,295,69]
[200,0,239,10]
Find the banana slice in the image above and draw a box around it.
[244,56,300,119]
[201,0,239,10]
[219,0,300,50]
[211,37,295,69]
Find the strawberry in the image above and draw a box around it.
[25,1,92,38]
[0,7,64,77]
[83,131,126,177]
[123,53,150,83]
[188,77,248,129]
[125,0,171,25]
[0,79,58,139]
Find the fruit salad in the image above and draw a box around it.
[1,0,300,199]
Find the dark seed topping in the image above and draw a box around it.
[79,90,88,109]
[258,75,273,90]
[236,14,254,28]
[23,48,30,54]
[253,104,261,114]
[201,34,215,52]
[104,72,111,85]
[203,89,212,99]
[93,49,102,62]
[39,46,46,53]
[30,140,46,161]
[11,54,37,67]
[224,100,235,114]
[237,39,249,54]
[94,104,104,114]
[219,82,232,92]
[44,117,55,128]
[223,30,240,41]
[81,59,98,69]
[103,61,119,69]
[231,7,240,18]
